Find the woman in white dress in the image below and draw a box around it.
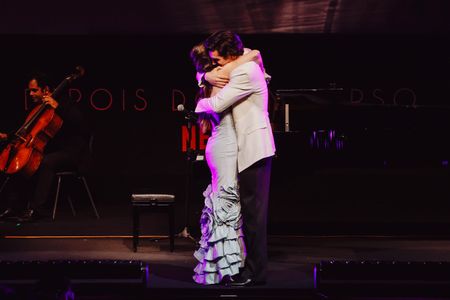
[190,43,265,285]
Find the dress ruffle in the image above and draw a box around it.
[193,184,245,285]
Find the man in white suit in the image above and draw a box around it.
[195,31,276,286]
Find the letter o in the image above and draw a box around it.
[393,88,416,106]
[90,88,113,111]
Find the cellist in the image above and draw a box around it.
[0,72,90,222]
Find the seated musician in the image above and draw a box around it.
[0,73,90,222]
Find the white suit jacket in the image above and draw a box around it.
[195,61,276,172]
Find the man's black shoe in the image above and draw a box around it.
[227,275,265,287]
[16,209,37,223]
[229,277,253,287]
[220,275,234,285]
[0,208,16,220]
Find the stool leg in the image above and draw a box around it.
[80,176,100,219]
[53,175,62,220]
[133,206,140,252]
[169,204,174,252]
[67,195,76,217]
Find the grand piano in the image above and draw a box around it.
[272,87,450,170]
[268,87,450,234]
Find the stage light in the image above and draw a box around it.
[315,260,450,297]
[0,260,148,285]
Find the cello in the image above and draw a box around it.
[0,66,85,177]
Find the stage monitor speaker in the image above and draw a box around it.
[315,260,450,297]
[0,260,148,285]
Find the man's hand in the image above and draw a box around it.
[42,95,59,109]
[205,67,229,88]
[0,132,7,141]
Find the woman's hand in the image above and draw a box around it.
[205,67,229,88]
[0,132,7,141]
[200,119,212,134]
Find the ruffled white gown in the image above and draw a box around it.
[193,108,246,285]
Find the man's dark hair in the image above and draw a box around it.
[29,72,54,89]
[204,30,244,58]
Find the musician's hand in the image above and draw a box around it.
[205,67,229,88]
[0,132,7,141]
[43,95,59,109]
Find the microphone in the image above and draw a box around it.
[177,104,197,120]
[176,104,185,112]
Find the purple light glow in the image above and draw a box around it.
[309,129,344,151]
[313,264,318,289]
[144,264,150,287]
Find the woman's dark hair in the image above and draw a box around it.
[190,43,215,73]
[204,30,244,58]
[190,43,216,131]
[190,42,214,99]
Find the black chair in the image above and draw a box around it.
[52,134,100,220]
[0,175,10,196]
[131,193,175,252]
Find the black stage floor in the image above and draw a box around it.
[3,205,450,299]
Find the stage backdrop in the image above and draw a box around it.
[0,34,449,234]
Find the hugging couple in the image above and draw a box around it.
[190,30,275,286]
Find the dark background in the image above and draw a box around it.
[1,0,450,235]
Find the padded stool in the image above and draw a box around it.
[131,193,175,252]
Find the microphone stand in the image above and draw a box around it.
[177,111,197,243]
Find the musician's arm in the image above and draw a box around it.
[51,94,72,120]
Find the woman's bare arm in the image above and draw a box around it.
[219,49,263,76]
[205,49,265,88]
